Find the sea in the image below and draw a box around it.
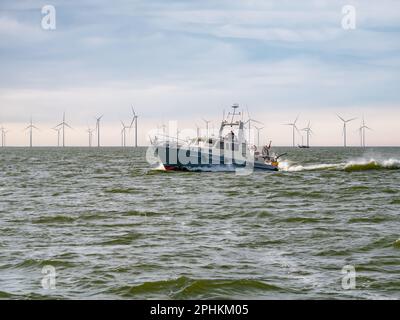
[0,147,399,299]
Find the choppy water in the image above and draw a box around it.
[0,147,399,300]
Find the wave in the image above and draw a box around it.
[0,291,14,298]
[108,276,284,299]
[344,159,400,172]
[149,158,400,173]
[32,215,76,224]
[105,188,137,194]
[280,158,400,173]
[279,161,341,172]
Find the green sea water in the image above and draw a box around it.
[0,147,399,299]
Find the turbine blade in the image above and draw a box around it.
[250,119,263,125]
[337,114,345,122]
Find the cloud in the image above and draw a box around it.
[0,0,399,146]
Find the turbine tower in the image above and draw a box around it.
[87,127,95,147]
[1,127,9,147]
[24,116,39,148]
[95,115,103,147]
[302,121,313,148]
[337,115,356,147]
[358,116,372,148]
[245,106,263,143]
[194,123,201,139]
[53,127,62,147]
[284,115,300,147]
[254,126,264,147]
[130,106,139,147]
[55,112,72,147]
[120,121,130,147]
[202,118,211,139]
[1,126,6,147]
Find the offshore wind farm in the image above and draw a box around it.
[1,0,400,304]
[0,111,383,148]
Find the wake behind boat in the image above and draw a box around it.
[151,105,285,172]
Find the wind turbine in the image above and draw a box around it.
[3,130,9,147]
[1,126,6,147]
[55,112,72,147]
[130,106,139,148]
[52,127,62,147]
[284,115,300,147]
[302,121,313,148]
[202,118,211,138]
[95,115,103,147]
[358,116,372,148]
[244,106,263,143]
[120,121,130,147]
[194,123,201,139]
[337,115,356,147]
[0,126,3,147]
[24,116,39,148]
[87,127,95,147]
[254,126,264,147]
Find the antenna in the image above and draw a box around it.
[337,114,356,147]
[230,103,239,123]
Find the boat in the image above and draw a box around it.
[150,104,285,172]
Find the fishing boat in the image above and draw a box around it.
[151,105,285,172]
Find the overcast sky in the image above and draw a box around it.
[0,0,399,146]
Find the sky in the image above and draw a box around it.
[0,0,399,146]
